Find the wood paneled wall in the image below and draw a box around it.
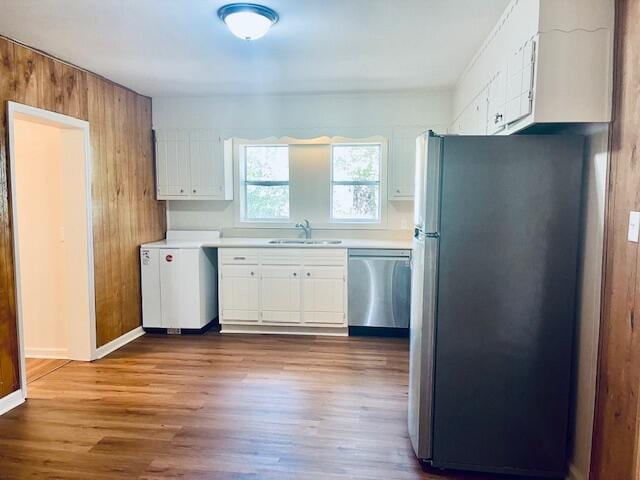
[0,36,166,398]
[590,0,640,478]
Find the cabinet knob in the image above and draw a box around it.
[250,271,254,276]
[180,189,184,193]
[293,272,297,277]
[307,272,311,277]
[396,189,401,193]
[193,189,197,193]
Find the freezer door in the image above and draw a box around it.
[408,234,439,460]
[431,135,584,476]
[414,132,443,234]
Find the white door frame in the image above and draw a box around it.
[7,101,97,401]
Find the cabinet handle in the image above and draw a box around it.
[233,256,246,260]
[494,113,503,124]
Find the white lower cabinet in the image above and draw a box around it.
[218,248,347,333]
[219,265,260,322]
[302,266,346,325]
[260,266,302,323]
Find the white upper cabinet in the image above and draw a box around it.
[155,128,233,200]
[450,0,614,136]
[389,126,426,201]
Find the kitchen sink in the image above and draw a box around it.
[268,239,342,245]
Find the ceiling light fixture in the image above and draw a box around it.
[217,3,279,41]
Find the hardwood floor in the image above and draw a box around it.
[25,358,70,384]
[0,334,492,479]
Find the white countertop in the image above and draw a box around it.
[141,237,412,250]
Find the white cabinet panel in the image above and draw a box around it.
[486,68,507,135]
[155,128,233,201]
[302,266,346,325]
[156,130,189,197]
[389,126,426,200]
[189,129,220,197]
[159,248,200,328]
[220,264,260,322]
[260,266,301,323]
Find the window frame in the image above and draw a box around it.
[329,142,383,224]
[239,143,291,223]
[233,135,388,230]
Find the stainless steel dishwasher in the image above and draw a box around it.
[348,249,411,329]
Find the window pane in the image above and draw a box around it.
[246,185,289,219]
[332,145,380,181]
[245,146,289,181]
[332,184,379,220]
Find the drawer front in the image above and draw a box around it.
[219,248,259,265]
[302,248,347,266]
[260,248,304,265]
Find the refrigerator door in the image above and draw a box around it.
[408,132,443,460]
[414,131,442,234]
[431,135,584,476]
[408,234,439,460]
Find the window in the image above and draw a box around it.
[242,145,290,221]
[331,144,381,222]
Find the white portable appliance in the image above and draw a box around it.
[141,231,219,331]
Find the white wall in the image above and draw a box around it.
[13,118,92,360]
[568,125,608,480]
[14,119,68,358]
[153,91,451,239]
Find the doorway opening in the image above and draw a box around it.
[7,102,96,397]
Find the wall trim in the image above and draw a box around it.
[568,462,586,480]
[24,348,69,359]
[95,327,145,359]
[0,390,25,416]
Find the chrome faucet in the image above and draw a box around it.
[295,219,312,239]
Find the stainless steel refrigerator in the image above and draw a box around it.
[408,131,583,478]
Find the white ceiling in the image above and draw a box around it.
[0,0,510,97]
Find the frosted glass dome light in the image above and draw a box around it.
[218,3,279,41]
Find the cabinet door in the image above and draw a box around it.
[389,137,416,199]
[302,266,346,325]
[159,249,199,328]
[505,40,535,125]
[220,265,260,322]
[390,126,427,200]
[487,68,507,135]
[189,129,223,197]
[155,129,190,198]
[260,266,301,324]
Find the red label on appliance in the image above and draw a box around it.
[165,255,173,262]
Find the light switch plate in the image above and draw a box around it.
[628,211,640,242]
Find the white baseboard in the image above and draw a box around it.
[568,462,587,480]
[95,326,145,359]
[25,347,69,359]
[0,389,25,416]
[220,324,348,336]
